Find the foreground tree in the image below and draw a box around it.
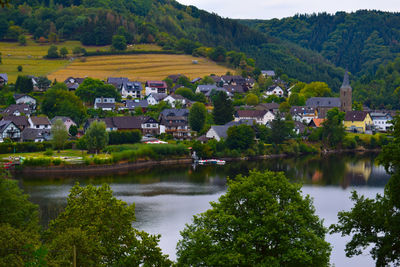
[84,121,108,153]
[226,124,255,150]
[51,119,69,152]
[330,115,400,266]
[45,183,171,266]
[177,170,331,266]
[189,102,207,133]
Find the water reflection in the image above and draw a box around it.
[15,152,390,266]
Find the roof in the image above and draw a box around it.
[3,104,31,115]
[14,94,36,101]
[146,81,167,88]
[64,77,85,84]
[225,119,255,126]
[341,71,351,89]
[107,77,129,87]
[306,97,341,108]
[126,100,148,109]
[223,84,245,94]
[3,116,29,127]
[256,102,279,111]
[294,121,307,133]
[159,109,189,118]
[0,73,8,81]
[210,76,222,83]
[267,86,283,92]
[261,70,275,76]
[222,75,246,84]
[123,81,142,91]
[65,83,79,90]
[21,128,51,141]
[148,93,168,101]
[309,118,325,127]
[50,116,76,124]
[30,116,51,125]
[290,106,315,115]
[197,85,218,92]
[236,110,267,118]
[191,77,201,83]
[210,125,230,139]
[370,112,393,119]
[86,116,155,130]
[345,111,370,122]
[0,120,13,133]
[96,103,115,109]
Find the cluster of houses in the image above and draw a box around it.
[0,70,396,144]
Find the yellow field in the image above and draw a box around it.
[48,54,233,82]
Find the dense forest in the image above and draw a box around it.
[0,0,344,88]
[241,11,400,77]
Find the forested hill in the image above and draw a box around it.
[240,10,400,77]
[0,0,343,88]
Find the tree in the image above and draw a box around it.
[17,65,23,72]
[270,114,294,144]
[46,45,59,58]
[36,76,51,91]
[289,92,306,106]
[199,76,215,85]
[73,46,87,56]
[15,75,33,93]
[175,87,196,101]
[245,93,259,106]
[45,183,172,266]
[321,108,345,147]
[212,91,234,125]
[177,170,331,266]
[18,35,27,46]
[84,121,108,153]
[75,78,121,104]
[69,125,78,137]
[330,115,400,266]
[59,47,68,58]
[300,82,332,99]
[189,102,207,133]
[226,124,255,150]
[42,85,87,124]
[51,119,69,152]
[111,35,127,51]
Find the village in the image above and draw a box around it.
[0,70,395,144]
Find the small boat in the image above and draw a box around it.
[196,159,226,165]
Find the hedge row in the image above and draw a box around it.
[0,141,76,154]
[111,144,188,163]
[85,49,183,57]
[108,130,142,145]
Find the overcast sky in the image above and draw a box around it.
[177,0,400,19]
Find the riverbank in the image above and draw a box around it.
[11,148,380,177]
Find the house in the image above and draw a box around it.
[195,85,219,94]
[255,102,280,113]
[50,116,77,131]
[163,94,190,108]
[14,94,37,109]
[0,120,21,142]
[306,97,341,118]
[147,93,167,105]
[191,77,201,84]
[120,81,142,99]
[344,111,373,133]
[206,120,255,141]
[159,109,191,139]
[125,99,149,111]
[106,77,129,89]
[28,116,51,129]
[21,128,51,142]
[308,118,325,128]
[0,73,8,86]
[145,81,168,96]
[261,70,275,77]
[293,121,307,135]
[221,75,246,86]
[3,104,32,116]
[210,75,222,85]
[2,116,29,131]
[168,74,187,83]
[223,84,246,94]
[85,116,159,135]
[264,86,284,97]
[370,112,393,132]
[290,106,317,124]
[64,77,86,91]
[234,110,275,125]
[94,97,116,111]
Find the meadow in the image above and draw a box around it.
[48,54,233,82]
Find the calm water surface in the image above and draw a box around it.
[16,153,389,266]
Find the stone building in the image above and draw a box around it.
[340,71,352,112]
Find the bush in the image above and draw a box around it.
[108,130,142,145]
[0,142,53,154]
[44,149,54,156]
[17,65,22,72]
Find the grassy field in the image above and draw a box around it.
[0,37,167,82]
[48,54,233,82]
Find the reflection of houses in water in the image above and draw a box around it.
[341,160,372,188]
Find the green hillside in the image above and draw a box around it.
[0,0,344,88]
[240,10,400,77]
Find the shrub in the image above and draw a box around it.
[17,65,23,72]
[44,149,54,156]
[108,130,142,145]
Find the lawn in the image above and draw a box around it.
[48,54,233,82]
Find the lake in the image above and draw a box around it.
[16,152,389,266]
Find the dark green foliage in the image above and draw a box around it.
[175,87,196,100]
[36,76,51,91]
[15,75,33,93]
[84,121,109,153]
[188,102,207,132]
[69,125,78,137]
[108,130,142,145]
[177,170,331,266]
[226,124,255,150]
[321,108,345,147]
[111,35,127,51]
[270,114,294,144]
[212,91,234,125]
[41,85,87,124]
[46,45,59,58]
[17,65,22,72]
[75,78,121,103]
[59,47,68,58]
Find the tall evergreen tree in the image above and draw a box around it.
[212,91,234,125]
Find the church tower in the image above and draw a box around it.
[340,71,352,112]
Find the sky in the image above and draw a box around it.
[176,0,400,19]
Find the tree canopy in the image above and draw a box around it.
[51,119,69,152]
[189,102,207,133]
[84,121,109,153]
[212,91,234,125]
[177,170,331,266]
[75,78,121,104]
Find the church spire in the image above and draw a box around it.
[341,70,350,88]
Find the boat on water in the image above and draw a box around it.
[197,159,226,165]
